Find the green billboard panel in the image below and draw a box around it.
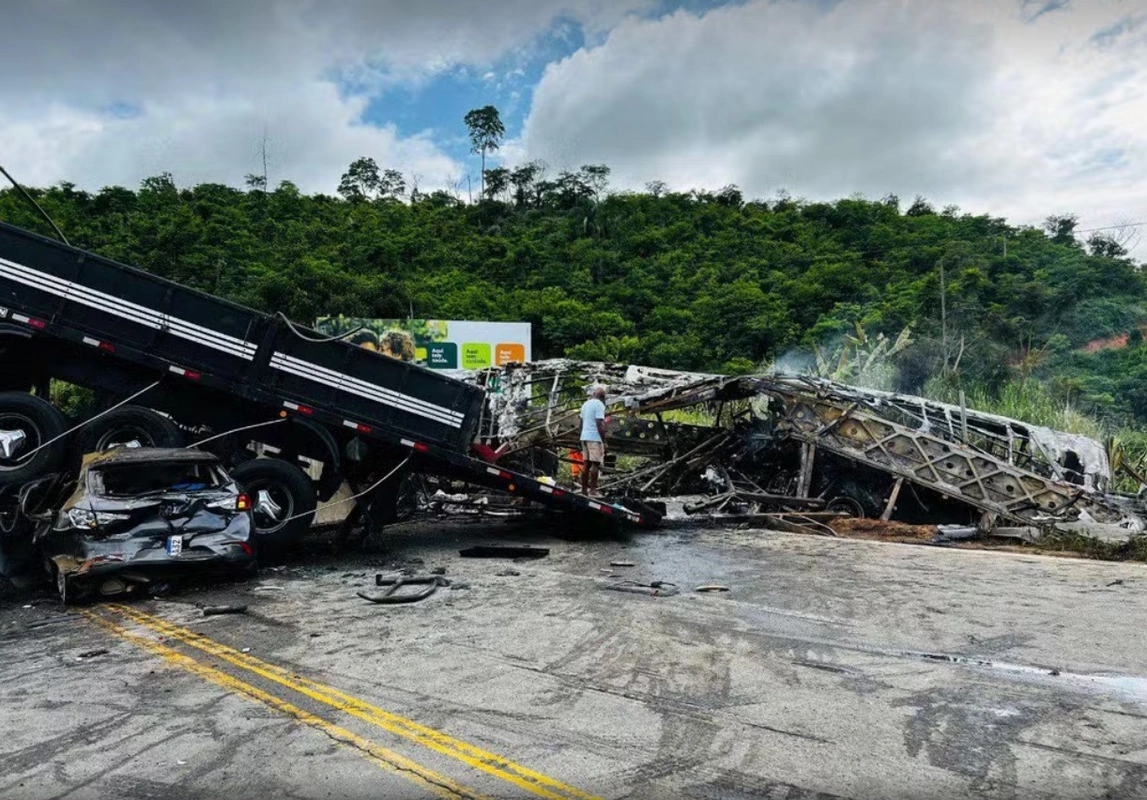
[461,342,492,369]
[427,342,458,369]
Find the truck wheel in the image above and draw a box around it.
[230,458,316,551]
[76,405,182,454]
[0,392,67,484]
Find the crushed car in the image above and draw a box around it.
[31,448,257,603]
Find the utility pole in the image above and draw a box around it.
[939,262,948,375]
[261,124,269,192]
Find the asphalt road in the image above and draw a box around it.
[3,520,1147,799]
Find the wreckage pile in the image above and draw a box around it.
[458,360,1147,539]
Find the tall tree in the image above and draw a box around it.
[1043,214,1080,247]
[338,157,381,201]
[379,169,407,201]
[463,105,505,201]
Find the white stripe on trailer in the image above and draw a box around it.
[342,420,361,430]
[540,485,554,494]
[0,256,258,355]
[400,439,415,447]
[268,353,464,428]
[268,358,460,428]
[0,256,257,360]
[283,401,300,411]
[168,365,189,376]
[82,336,101,347]
[269,352,464,424]
[588,501,602,510]
[0,259,255,359]
[12,313,31,324]
[486,467,501,476]
[269,352,465,422]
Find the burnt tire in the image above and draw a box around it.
[0,392,68,485]
[76,405,182,455]
[824,478,886,519]
[230,458,316,552]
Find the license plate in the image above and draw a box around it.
[166,536,183,556]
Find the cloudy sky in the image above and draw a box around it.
[3,0,1145,253]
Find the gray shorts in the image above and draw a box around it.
[581,441,604,464]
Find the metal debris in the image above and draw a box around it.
[459,545,550,559]
[605,580,679,597]
[358,575,445,604]
[457,360,1147,538]
[200,604,248,617]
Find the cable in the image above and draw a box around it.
[281,456,410,523]
[0,163,71,246]
[275,312,363,343]
[16,380,160,462]
[185,417,287,449]
[1073,221,1146,234]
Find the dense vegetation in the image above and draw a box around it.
[2,164,1145,433]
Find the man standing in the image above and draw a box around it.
[579,385,607,496]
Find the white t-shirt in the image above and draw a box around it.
[580,398,605,441]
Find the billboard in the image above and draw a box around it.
[314,317,532,371]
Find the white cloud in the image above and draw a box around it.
[521,0,1147,255]
[0,0,649,194]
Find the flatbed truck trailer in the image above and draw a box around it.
[0,220,656,548]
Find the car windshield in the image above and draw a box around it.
[90,461,227,497]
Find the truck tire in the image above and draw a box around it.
[0,392,68,484]
[230,458,316,551]
[76,405,182,454]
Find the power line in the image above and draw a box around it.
[1074,221,1147,234]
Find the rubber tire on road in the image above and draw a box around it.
[0,392,68,484]
[230,458,317,552]
[75,405,182,455]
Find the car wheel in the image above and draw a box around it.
[0,392,68,485]
[76,405,182,454]
[230,458,316,552]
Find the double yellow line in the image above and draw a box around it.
[86,605,598,800]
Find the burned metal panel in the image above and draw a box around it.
[456,359,1143,532]
[766,386,1135,528]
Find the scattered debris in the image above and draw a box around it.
[358,575,445,604]
[458,360,1147,547]
[605,580,679,597]
[1107,579,1126,587]
[495,569,521,577]
[449,581,471,591]
[695,585,730,593]
[459,545,550,559]
[200,604,248,617]
[76,648,109,659]
[609,560,635,567]
[430,566,447,575]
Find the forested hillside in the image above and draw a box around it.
[2,167,1145,425]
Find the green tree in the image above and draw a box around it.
[338,157,382,201]
[463,105,505,200]
[483,166,510,201]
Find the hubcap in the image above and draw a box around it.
[245,481,294,534]
[0,428,27,459]
[255,489,284,523]
[0,413,40,471]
